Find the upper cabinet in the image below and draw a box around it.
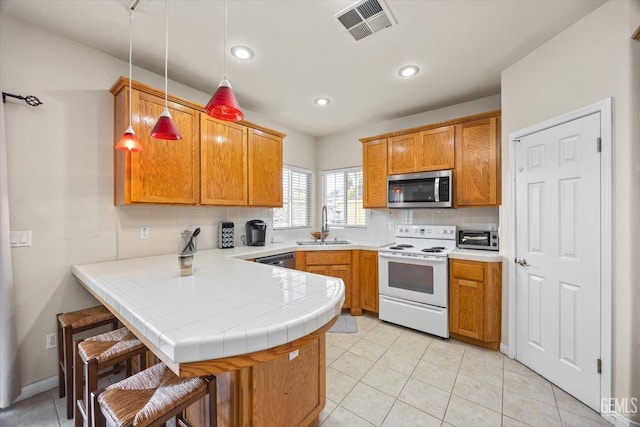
[362,138,387,208]
[113,86,200,205]
[454,116,501,207]
[200,115,248,206]
[248,129,283,207]
[417,126,455,172]
[111,78,285,206]
[360,111,501,208]
[387,126,454,175]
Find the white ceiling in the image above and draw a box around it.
[1,0,606,137]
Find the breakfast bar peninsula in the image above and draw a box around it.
[72,249,345,426]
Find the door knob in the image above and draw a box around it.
[515,258,530,267]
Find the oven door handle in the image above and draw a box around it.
[379,253,447,263]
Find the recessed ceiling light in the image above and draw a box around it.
[314,97,330,106]
[230,45,254,60]
[399,65,419,78]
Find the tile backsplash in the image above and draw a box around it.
[117,205,499,259]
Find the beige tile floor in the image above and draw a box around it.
[0,314,612,427]
[321,314,612,427]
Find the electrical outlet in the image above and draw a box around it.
[46,333,57,349]
[388,222,395,231]
[139,226,149,239]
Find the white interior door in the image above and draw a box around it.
[515,112,601,410]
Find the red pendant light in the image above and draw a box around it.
[116,8,143,152]
[205,0,244,122]
[151,0,181,140]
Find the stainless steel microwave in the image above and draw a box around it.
[387,170,453,208]
[457,229,499,251]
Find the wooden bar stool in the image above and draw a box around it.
[74,327,147,427]
[57,305,119,419]
[91,362,217,427]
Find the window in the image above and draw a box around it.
[322,167,366,227]
[273,166,312,229]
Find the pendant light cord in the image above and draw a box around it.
[223,0,228,80]
[164,0,169,110]
[128,8,134,128]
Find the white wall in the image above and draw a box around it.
[501,0,639,419]
[0,14,316,388]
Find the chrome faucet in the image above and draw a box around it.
[321,205,328,244]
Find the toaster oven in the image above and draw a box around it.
[457,230,499,251]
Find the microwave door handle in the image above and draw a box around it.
[434,177,440,202]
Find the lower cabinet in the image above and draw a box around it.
[296,249,380,316]
[296,251,352,310]
[449,258,502,350]
[358,250,379,314]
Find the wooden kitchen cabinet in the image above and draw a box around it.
[454,115,501,207]
[449,258,502,350]
[387,125,454,176]
[417,125,455,171]
[200,115,248,205]
[358,250,379,314]
[248,128,283,207]
[387,133,418,175]
[296,251,353,311]
[362,138,387,208]
[112,82,200,205]
[112,77,285,207]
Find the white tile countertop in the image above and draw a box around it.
[72,248,345,364]
[448,248,504,262]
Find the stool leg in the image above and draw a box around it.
[91,388,106,427]
[205,375,217,427]
[64,324,74,419]
[74,339,85,427]
[56,314,64,399]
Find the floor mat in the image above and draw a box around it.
[328,314,358,333]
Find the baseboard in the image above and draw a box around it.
[14,375,58,404]
[500,342,515,358]
[606,411,640,427]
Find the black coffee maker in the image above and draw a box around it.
[245,219,266,246]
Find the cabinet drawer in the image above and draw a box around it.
[305,251,351,265]
[450,260,485,282]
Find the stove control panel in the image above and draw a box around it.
[395,225,456,240]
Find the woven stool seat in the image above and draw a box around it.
[97,363,209,427]
[75,327,148,427]
[57,305,119,419]
[58,305,115,329]
[78,327,145,364]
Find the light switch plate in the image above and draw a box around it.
[10,230,32,247]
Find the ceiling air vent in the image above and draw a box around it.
[334,0,396,42]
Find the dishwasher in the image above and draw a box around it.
[254,252,296,269]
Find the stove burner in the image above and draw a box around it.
[389,244,414,250]
[421,248,444,253]
[389,246,405,250]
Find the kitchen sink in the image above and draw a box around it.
[296,240,353,246]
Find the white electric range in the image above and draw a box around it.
[378,224,456,338]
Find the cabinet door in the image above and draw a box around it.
[200,114,248,205]
[329,264,352,309]
[252,338,323,427]
[387,133,418,175]
[359,250,379,313]
[362,139,387,208]
[449,260,485,340]
[454,116,501,206]
[248,129,283,207]
[416,126,454,172]
[128,90,200,204]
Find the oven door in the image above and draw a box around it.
[378,252,448,307]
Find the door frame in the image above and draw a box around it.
[507,98,612,414]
